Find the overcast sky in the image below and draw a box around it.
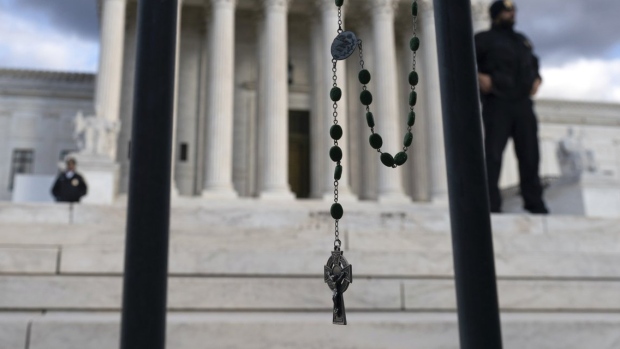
[0,0,619,103]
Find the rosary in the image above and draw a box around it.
[323,0,420,325]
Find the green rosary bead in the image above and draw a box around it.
[330,125,343,140]
[410,37,420,51]
[394,152,408,166]
[358,69,371,84]
[409,91,418,106]
[408,71,419,86]
[335,0,344,7]
[329,146,343,162]
[330,87,342,102]
[404,132,413,147]
[369,133,383,149]
[412,1,418,16]
[360,90,373,105]
[407,111,416,127]
[380,152,395,167]
[331,203,344,220]
[366,112,375,128]
[334,165,342,180]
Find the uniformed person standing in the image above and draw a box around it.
[51,158,88,203]
[475,0,549,214]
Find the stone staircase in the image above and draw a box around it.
[1,200,620,349]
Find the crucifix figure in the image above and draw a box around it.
[324,250,353,325]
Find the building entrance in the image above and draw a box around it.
[288,110,311,198]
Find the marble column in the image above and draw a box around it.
[369,0,410,203]
[420,1,448,203]
[77,0,126,204]
[170,0,183,197]
[317,0,357,201]
[194,6,212,194]
[96,0,126,127]
[202,0,238,199]
[309,14,326,198]
[258,0,295,200]
[401,20,430,202]
[355,20,379,200]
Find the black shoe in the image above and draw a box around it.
[524,205,549,214]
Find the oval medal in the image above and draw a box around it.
[71,179,79,187]
[331,31,358,60]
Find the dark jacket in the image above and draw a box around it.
[475,24,541,101]
[51,172,88,203]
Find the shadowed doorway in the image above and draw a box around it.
[288,110,310,198]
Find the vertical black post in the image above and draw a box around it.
[120,1,178,349]
[432,1,503,348]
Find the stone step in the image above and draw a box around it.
[7,201,619,235]
[57,246,620,279]
[2,276,619,312]
[2,244,619,278]
[1,217,619,253]
[3,312,620,349]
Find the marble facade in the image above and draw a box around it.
[0,0,619,214]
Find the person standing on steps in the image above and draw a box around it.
[51,157,88,203]
[475,0,549,214]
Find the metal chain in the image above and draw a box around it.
[354,1,419,163]
[331,2,345,251]
[405,2,418,152]
[332,57,340,249]
[337,7,343,34]
[329,0,418,249]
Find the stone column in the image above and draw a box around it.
[170,0,183,198]
[401,20,430,201]
[258,0,295,200]
[420,1,448,203]
[317,0,357,201]
[369,0,410,203]
[96,0,126,126]
[309,14,326,198]
[202,0,238,199]
[194,6,212,194]
[76,0,126,204]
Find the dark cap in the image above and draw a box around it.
[489,0,516,20]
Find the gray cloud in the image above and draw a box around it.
[4,0,619,68]
[6,0,99,41]
[512,0,620,64]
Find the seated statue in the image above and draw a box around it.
[74,110,121,160]
[557,127,597,179]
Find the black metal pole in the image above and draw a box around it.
[119,0,178,348]
[432,1,503,348]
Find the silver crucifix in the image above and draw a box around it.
[324,250,353,325]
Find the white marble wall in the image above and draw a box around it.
[0,72,95,201]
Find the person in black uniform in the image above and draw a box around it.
[51,158,88,203]
[475,0,549,214]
